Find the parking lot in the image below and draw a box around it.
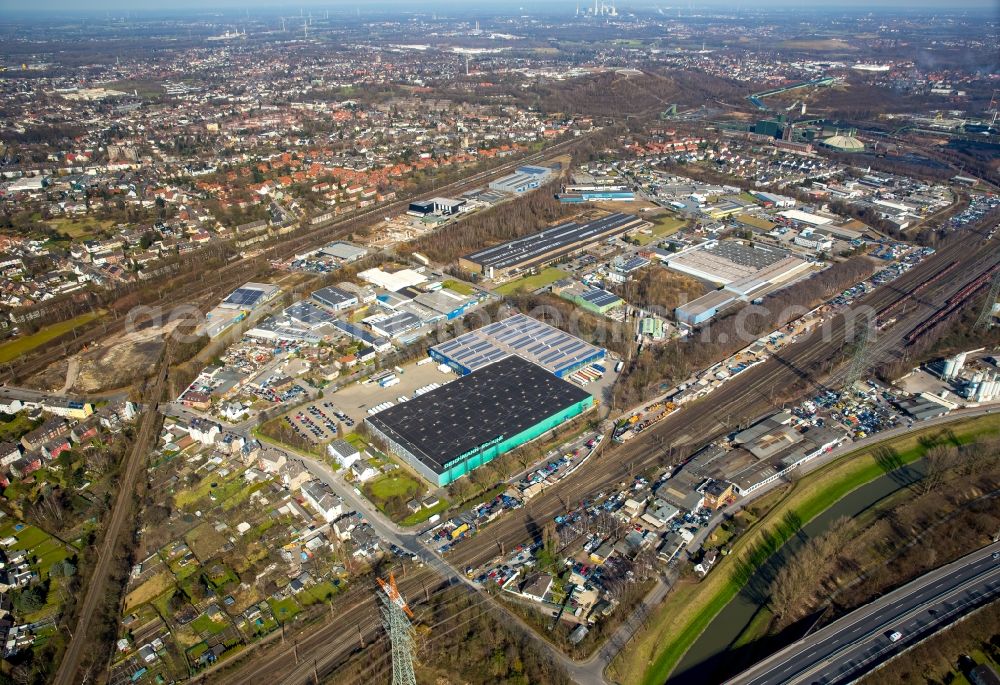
[319,358,458,424]
[946,194,1000,232]
[282,401,351,444]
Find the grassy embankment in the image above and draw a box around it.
[612,413,1000,685]
[493,268,569,296]
[0,311,103,364]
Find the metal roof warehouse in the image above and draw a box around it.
[365,355,594,486]
[459,212,648,279]
[429,313,605,378]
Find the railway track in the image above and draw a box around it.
[3,132,596,387]
[52,360,169,685]
[1,257,264,385]
[202,567,448,685]
[446,232,999,572]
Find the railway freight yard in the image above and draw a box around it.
[444,222,1000,574]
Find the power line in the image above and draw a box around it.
[974,270,1000,330]
[842,319,874,395]
[378,573,417,685]
[340,594,500,685]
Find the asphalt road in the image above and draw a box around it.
[446,231,1000,573]
[0,384,128,404]
[164,404,612,685]
[684,404,999,554]
[726,541,1000,685]
[156,226,998,684]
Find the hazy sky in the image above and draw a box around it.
[4,0,998,11]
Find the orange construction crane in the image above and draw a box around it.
[377,572,413,618]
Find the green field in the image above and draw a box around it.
[442,279,475,296]
[633,215,686,246]
[652,215,685,236]
[267,597,301,622]
[174,467,247,510]
[494,268,570,296]
[190,612,229,636]
[0,413,40,444]
[616,414,1000,685]
[47,217,116,240]
[368,474,421,500]
[0,311,103,364]
[105,79,165,98]
[296,580,342,605]
[0,518,72,580]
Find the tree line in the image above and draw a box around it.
[613,255,879,408]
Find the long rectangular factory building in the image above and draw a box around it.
[429,313,605,378]
[459,212,648,279]
[366,355,594,487]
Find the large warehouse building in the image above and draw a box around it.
[488,165,554,194]
[366,355,594,486]
[669,241,812,326]
[662,240,806,286]
[429,313,605,378]
[459,212,648,279]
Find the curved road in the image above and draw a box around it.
[725,541,1000,685]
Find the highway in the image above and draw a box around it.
[103,173,995,684]
[155,224,999,684]
[725,541,1000,685]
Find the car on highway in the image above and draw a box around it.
[887,630,903,642]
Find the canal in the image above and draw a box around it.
[667,459,928,685]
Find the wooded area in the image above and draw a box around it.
[613,256,879,407]
[406,180,576,264]
[614,266,706,312]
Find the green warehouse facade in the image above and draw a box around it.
[365,355,594,487]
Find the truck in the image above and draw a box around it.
[451,523,470,539]
[379,375,400,388]
[615,360,624,373]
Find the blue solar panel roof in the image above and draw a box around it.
[429,313,604,376]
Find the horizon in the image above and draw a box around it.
[2,0,999,15]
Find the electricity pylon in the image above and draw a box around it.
[378,573,417,685]
[843,319,874,395]
[974,271,1000,330]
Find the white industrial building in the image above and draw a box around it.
[359,267,427,292]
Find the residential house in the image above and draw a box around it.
[0,443,22,468]
[350,460,378,482]
[258,448,287,474]
[301,481,344,522]
[21,417,69,451]
[327,439,360,468]
[518,573,553,603]
[188,418,221,446]
[695,549,719,576]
